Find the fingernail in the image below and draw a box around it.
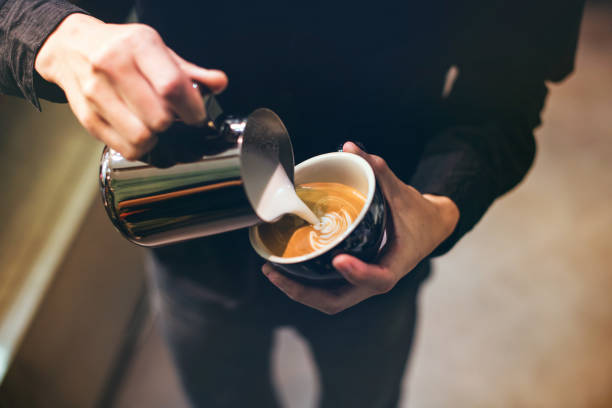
[335,262,354,274]
[345,262,357,274]
[337,141,367,153]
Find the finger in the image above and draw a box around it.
[109,61,174,133]
[169,50,228,94]
[81,111,142,159]
[132,32,206,124]
[342,141,400,195]
[262,264,354,315]
[80,74,157,157]
[90,117,144,159]
[64,80,151,159]
[332,254,396,294]
[342,141,368,158]
[88,37,173,134]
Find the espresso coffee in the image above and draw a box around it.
[257,182,366,258]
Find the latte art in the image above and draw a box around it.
[310,208,353,251]
[257,182,366,258]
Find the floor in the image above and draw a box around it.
[406,5,612,406]
[110,3,612,407]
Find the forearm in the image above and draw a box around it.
[0,0,87,109]
[416,0,586,255]
[411,115,538,255]
[422,193,460,242]
[410,65,549,255]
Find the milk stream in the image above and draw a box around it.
[255,164,320,225]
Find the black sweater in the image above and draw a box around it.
[0,0,585,255]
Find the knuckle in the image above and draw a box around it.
[150,111,174,132]
[81,78,102,100]
[131,24,161,43]
[370,155,388,172]
[375,275,396,294]
[90,54,107,73]
[158,75,184,99]
[91,34,140,73]
[375,283,392,295]
[130,127,153,146]
[90,47,118,73]
[122,147,142,161]
[323,304,343,315]
[80,112,97,131]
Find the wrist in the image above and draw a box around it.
[34,13,102,84]
[422,194,460,240]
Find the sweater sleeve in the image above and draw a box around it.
[410,0,585,256]
[0,0,88,110]
[410,70,545,256]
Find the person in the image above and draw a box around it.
[0,1,585,406]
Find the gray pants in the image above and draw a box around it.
[147,230,428,408]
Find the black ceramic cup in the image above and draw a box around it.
[249,151,387,283]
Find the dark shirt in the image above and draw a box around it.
[0,0,585,257]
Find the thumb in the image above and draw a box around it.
[342,141,399,191]
[342,141,368,159]
[332,254,396,293]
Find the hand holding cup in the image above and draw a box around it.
[259,142,460,315]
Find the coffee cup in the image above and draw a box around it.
[249,151,387,283]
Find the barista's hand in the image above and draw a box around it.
[35,13,228,160]
[262,142,460,314]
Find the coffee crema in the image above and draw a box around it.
[257,182,366,258]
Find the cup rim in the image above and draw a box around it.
[249,151,375,264]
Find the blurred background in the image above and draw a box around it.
[0,1,611,407]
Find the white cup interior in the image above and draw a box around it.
[249,152,375,264]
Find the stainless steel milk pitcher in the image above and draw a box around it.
[99,90,295,247]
